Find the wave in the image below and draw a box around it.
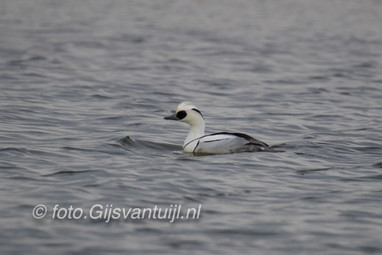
[117,136,182,152]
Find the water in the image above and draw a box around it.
[1,0,382,254]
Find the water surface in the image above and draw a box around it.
[1,0,382,254]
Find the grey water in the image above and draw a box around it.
[1,0,382,254]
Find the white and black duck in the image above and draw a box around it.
[164,102,273,155]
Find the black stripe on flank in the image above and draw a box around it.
[204,138,231,143]
[210,132,257,141]
[193,140,200,155]
[210,132,269,147]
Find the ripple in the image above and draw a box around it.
[0,147,30,153]
[166,240,205,249]
[118,136,181,152]
[42,170,93,177]
[340,174,382,182]
[92,94,112,99]
[296,168,331,175]
[208,228,278,237]
[358,246,381,253]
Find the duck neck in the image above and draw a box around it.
[184,121,205,147]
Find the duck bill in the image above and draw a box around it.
[164,113,179,120]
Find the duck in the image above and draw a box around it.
[164,102,272,155]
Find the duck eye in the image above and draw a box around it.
[176,110,187,119]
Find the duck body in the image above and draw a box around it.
[164,102,271,155]
[184,132,269,154]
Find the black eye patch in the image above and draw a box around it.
[176,110,187,119]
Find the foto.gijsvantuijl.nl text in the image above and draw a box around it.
[32,204,202,223]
